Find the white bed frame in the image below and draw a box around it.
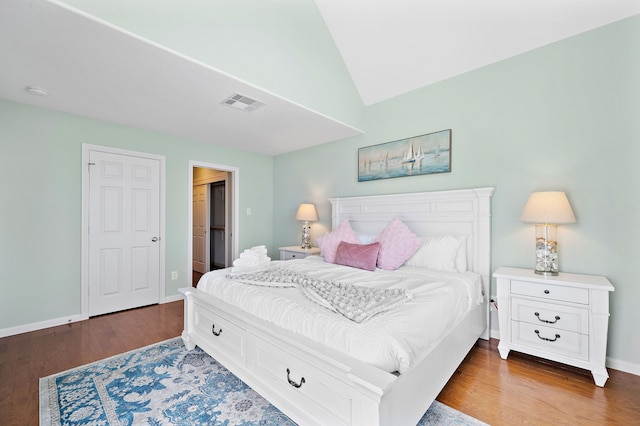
[180,187,494,426]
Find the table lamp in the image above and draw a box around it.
[295,203,318,249]
[520,191,576,275]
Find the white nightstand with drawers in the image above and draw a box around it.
[493,267,614,386]
[278,246,321,260]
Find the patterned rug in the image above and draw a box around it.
[40,337,487,425]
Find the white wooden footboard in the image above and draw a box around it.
[181,287,396,425]
[181,286,486,426]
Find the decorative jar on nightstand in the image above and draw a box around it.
[493,267,614,386]
[279,246,321,261]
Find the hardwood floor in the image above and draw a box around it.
[1,301,639,425]
[437,339,640,425]
[0,301,183,426]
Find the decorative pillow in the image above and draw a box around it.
[405,236,465,272]
[316,220,360,263]
[334,241,381,271]
[374,218,421,270]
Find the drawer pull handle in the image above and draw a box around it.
[544,289,550,294]
[211,324,222,336]
[535,329,560,342]
[535,312,560,324]
[286,368,305,388]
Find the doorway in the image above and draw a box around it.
[189,162,239,287]
[210,181,227,270]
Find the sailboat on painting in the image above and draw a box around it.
[378,151,388,171]
[402,144,415,164]
[402,144,425,164]
[358,129,451,181]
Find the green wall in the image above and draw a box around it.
[273,16,640,368]
[0,100,274,330]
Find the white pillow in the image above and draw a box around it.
[405,236,467,272]
[356,233,378,244]
[454,236,467,272]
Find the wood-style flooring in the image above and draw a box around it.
[1,300,638,425]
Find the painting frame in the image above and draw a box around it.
[358,129,452,182]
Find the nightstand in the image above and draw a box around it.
[493,267,614,386]
[278,246,321,260]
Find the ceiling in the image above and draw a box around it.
[1,1,639,155]
[315,0,640,105]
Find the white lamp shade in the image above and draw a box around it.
[295,203,318,221]
[520,191,576,224]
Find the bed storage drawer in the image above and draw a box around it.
[193,302,246,361]
[248,335,354,426]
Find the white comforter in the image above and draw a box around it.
[197,256,483,374]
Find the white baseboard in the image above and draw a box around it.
[162,293,184,303]
[0,295,183,339]
[0,314,83,338]
[490,327,500,340]
[606,356,640,377]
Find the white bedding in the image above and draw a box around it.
[197,256,483,374]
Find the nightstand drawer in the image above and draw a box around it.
[512,321,589,360]
[282,251,305,260]
[511,298,589,333]
[279,246,321,261]
[511,280,589,304]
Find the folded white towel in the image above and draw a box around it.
[249,245,268,255]
[231,245,270,274]
[239,252,257,261]
[229,262,271,276]
[233,257,271,268]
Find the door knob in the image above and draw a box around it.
[151,237,158,242]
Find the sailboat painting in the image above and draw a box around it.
[358,129,451,182]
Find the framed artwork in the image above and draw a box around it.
[358,129,451,182]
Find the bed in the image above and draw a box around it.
[180,187,494,426]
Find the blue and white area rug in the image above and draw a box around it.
[40,337,487,425]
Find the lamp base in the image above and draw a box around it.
[534,224,559,276]
[300,221,311,250]
[535,270,559,276]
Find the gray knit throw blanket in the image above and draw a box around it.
[228,268,411,323]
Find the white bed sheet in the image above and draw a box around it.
[198,256,483,374]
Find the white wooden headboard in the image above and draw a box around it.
[329,187,494,337]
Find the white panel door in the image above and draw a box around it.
[192,184,208,273]
[89,151,160,316]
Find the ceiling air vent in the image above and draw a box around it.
[221,93,266,112]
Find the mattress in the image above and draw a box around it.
[197,256,483,374]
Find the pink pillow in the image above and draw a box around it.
[375,218,421,270]
[317,220,360,263]
[334,241,381,271]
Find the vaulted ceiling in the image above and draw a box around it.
[1,0,638,155]
[315,0,640,105]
